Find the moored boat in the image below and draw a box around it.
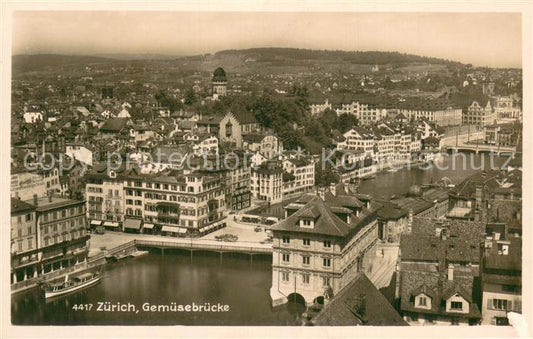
[43,271,101,299]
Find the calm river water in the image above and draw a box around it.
[11,153,511,325]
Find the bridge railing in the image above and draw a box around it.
[133,239,271,254]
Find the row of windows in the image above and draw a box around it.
[280,271,331,286]
[43,229,85,246]
[281,254,331,267]
[42,206,84,222]
[282,236,331,248]
[43,218,84,234]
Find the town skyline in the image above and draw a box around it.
[12,12,522,68]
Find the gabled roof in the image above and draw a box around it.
[312,272,407,326]
[271,196,355,238]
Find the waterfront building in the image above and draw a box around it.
[251,160,283,204]
[11,198,38,256]
[335,127,375,158]
[85,167,125,229]
[85,166,226,235]
[397,218,484,325]
[11,195,89,284]
[483,123,520,147]
[270,185,379,307]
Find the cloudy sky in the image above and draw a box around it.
[12,11,522,68]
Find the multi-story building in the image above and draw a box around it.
[334,101,388,125]
[11,168,62,200]
[270,185,379,307]
[463,99,495,126]
[397,218,484,325]
[282,158,315,196]
[481,234,521,325]
[251,160,283,204]
[11,195,89,284]
[492,96,522,123]
[11,197,37,257]
[85,168,125,230]
[399,100,462,127]
[309,99,332,116]
[335,127,375,158]
[86,168,226,235]
[483,123,519,147]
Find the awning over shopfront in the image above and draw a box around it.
[103,221,120,228]
[178,228,187,234]
[161,225,179,233]
[143,223,155,230]
[90,220,102,226]
[123,218,142,231]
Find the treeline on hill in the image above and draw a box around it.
[215,48,463,66]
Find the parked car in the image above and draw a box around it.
[95,226,106,235]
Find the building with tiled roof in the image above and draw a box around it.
[481,236,521,325]
[310,272,407,326]
[270,185,379,308]
[398,217,485,325]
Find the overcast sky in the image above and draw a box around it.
[12,11,522,68]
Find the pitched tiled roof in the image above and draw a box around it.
[312,272,407,326]
[400,218,485,264]
[11,197,36,214]
[272,195,376,239]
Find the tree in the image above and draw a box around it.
[184,88,196,106]
[315,162,340,187]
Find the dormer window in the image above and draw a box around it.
[299,218,314,228]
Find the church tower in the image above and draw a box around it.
[212,67,228,99]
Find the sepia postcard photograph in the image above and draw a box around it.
[1,1,532,338]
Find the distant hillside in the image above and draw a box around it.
[215,48,464,66]
[12,54,114,72]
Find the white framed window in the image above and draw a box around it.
[323,258,331,267]
[303,238,310,246]
[451,301,463,310]
[282,254,290,262]
[322,276,330,287]
[418,297,427,307]
[302,256,310,265]
[282,236,290,244]
[281,272,289,282]
[323,240,331,248]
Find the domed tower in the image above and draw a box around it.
[212,67,228,99]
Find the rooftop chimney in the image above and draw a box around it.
[33,194,38,206]
[448,264,454,281]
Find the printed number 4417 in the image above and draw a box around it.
[72,303,93,311]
